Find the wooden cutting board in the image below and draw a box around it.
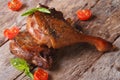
[0,0,120,80]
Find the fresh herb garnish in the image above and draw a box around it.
[10,58,33,79]
[21,7,51,16]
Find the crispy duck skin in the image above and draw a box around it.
[10,32,53,69]
[27,9,115,52]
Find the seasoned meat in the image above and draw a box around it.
[10,32,53,69]
[10,6,116,70]
[27,9,115,52]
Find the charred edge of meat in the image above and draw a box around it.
[39,3,64,20]
[10,31,54,69]
[32,46,54,69]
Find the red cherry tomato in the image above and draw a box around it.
[8,0,22,11]
[34,68,48,80]
[77,9,92,21]
[4,26,20,39]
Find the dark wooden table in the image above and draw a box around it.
[0,0,120,80]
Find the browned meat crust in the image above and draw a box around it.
[10,5,116,70]
[10,32,53,69]
[27,9,115,52]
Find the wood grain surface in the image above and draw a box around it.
[0,0,120,80]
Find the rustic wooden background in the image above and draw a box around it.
[0,0,120,80]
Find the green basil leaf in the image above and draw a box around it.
[21,7,51,16]
[10,58,28,71]
[37,7,51,13]
[21,8,37,16]
[25,67,34,80]
[10,58,33,79]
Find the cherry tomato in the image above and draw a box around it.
[77,9,92,21]
[8,0,22,11]
[4,26,20,39]
[34,68,48,80]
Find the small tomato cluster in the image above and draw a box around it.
[76,9,92,21]
[8,0,22,11]
[4,26,20,39]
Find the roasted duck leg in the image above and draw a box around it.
[27,9,115,52]
[10,7,116,69]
